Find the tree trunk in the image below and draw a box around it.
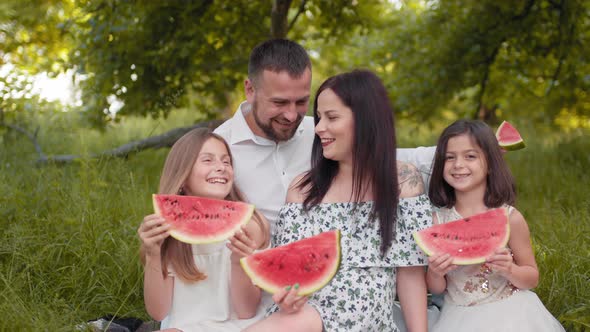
[271,0,293,38]
[477,104,499,125]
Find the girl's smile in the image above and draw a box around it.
[184,137,234,199]
[443,134,487,193]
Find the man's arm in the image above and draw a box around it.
[396,146,436,190]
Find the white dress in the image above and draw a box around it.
[160,242,270,332]
[432,207,565,332]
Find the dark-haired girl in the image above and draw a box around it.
[427,120,564,332]
[244,70,431,332]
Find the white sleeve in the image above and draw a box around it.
[396,146,436,190]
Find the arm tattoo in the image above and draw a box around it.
[398,163,423,190]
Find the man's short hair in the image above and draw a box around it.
[248,39,311,85]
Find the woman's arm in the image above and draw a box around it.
[139,214,174,321]
[486,209,539,289]
[396,162,428,331]
[397,266,428,332]
[228,214,269,318]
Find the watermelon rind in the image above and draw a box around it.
[240,230,341,296]
[495,121,525,151]
[152,194,254,244]
[413,208,510,265]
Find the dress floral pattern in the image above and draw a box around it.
[267,194,432,332]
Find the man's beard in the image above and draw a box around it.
[252,100,303,142]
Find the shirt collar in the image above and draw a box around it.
[229,101,308,146]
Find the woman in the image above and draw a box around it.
[244,70,431,332]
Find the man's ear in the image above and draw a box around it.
[245,78,255,102]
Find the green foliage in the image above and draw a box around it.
[0,111,197,329]
[2,0,590,126]
[383,0,590,120]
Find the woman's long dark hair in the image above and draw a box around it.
[298,70,398,255]
[429,119,516,208]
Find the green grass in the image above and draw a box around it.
[1,113,589,330]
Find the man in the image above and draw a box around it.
[214,39,315,232]
[215,38,435,231]
[214,38,439,330]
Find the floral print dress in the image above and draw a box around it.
[267,194,432,332]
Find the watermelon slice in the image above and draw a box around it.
[152,194,254,244]
[496,120,525,151]
[240,230,341,296]
[413,208,510,265]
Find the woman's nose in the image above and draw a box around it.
[315,119,325,134]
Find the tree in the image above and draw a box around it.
[2,0,589,163]
[377,0,590,122]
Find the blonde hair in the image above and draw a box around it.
[147,128,269,283]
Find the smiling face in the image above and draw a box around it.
[245,69,311,142]
[183,137,234,199]
[315,88,355,163]
[443,133,488,194]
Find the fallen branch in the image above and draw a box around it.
[36,119,224,165]
[0,121,47,160]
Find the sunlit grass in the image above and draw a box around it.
[1,115,588,330]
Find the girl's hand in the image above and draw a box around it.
[486,247,514,277]
[428,253,457,278]
[227,226,258,263]
[273,284,308,314]
[138,214,170,257]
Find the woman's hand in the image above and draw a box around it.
[138,214,170,257]
[428,253,457,278]
[227,226,259,263]
[486,247,514,277]
[273,284,308,314]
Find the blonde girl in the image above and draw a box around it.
[138,128,270,332]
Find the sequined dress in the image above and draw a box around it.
[267,194,432,332]
[431,206,565,332]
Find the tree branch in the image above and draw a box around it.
[287,0,308,33]
[474,43,503,120]
[36,119,224,165]
[0,115,47,160]
[546,1,576,96]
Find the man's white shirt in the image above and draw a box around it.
[215,102,314,233]
[215,101,435,231]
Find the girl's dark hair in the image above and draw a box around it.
[298,69,398,254]
[429,119,516,208]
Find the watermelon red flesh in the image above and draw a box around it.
[413,208,510,265]
[153,194,254,244]
[240,230,341,296]
[496,121,525,151]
